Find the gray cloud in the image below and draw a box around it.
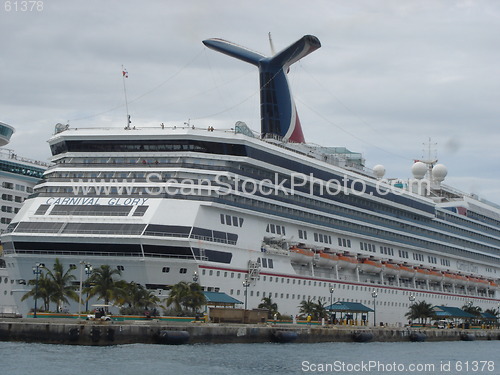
[1,0,499,203]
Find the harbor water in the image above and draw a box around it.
[1,340,498,374]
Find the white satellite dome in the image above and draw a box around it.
[432,164,448,183]
[411,161,427,180]
[373,164,386,179]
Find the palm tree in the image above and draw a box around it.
[165,281,206,315]
[405,300,435,326]
[117,282,161,315]
[313,299,328,320]
[258,296,279,319]
[84,265,123,311]
[462,303,482,324]
[21,272,54,312]
[166,281,190,314]
[299,298,316,319]
[44,259,79,311]
[184,282,206,313]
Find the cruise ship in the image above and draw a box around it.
[0,121,49,316]
[2,35,499,324]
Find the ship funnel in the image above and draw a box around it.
[203,35,321,143]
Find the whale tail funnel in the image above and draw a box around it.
[203,35,321,143]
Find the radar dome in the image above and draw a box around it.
[432,164,448,183]
[373,164,386,179]
[411,161,427,180]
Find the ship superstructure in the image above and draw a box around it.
[1,36,499,323]
[0,121,49,316]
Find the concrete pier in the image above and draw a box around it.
[1,319,499,346]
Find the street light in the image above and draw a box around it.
[242,277,250,311]
[32,263,44,318]
[371,290,378,327]
[78,261,92,319]
[84,264,93,312]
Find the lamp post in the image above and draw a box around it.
[242,277,250,311]
[32,263,44,318]
[84,264,92,313]
[371,290,378,327]
[78,261,92,319]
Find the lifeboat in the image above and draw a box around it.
[399,265,416,279]
[337,254,358,270]
[443,272,458,284]
[466,276,481,287]
[289,246,314,264]
[489,280,499,289]
[359,258,382,274]
[428,269,443,282]
[454,274,468,286]
[382,262,401,276]
[415,268,431,280]
[469,277,489,288]
[315,251,339,268]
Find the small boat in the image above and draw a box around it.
[428,269,443,282]
[337,254,358,270]
[314,251,339,268]
[359,258,382,274]
[289,246,314,264]
[381,262,401,276]
[415,268,431,280]
[399,264,416,278]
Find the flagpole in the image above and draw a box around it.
[122,65,130,129]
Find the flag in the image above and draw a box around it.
[122,69,128,78]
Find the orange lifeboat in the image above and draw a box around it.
[315,251,339,268]
[382,262,401,276]
[359,258,383,274]
[428,269,443,282]
[443,272,459,284]
[415,267,432,280]
[337,254,358,270]
[454,274,468,285]
[289,246,314,264]
[489,280,499,289]
[399,264,416,278]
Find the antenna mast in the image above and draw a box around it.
[122,65,131,129]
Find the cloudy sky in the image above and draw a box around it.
[1,0,499,204]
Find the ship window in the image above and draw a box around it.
[239,217,244,226]
[270,224,275,233]
[262,258,268,268]
[180,268,187,274]
[220,214,224,224]
[314,233,318,242]
[209,270,213,276]
[268,259,273,269]
[133,205,149,216]
[232,216,238,226]
[231,272,234,278]
[269,277,273,282]
[276,226,281,235]
[117,265,125,271]
[162,267,170,273]
[338,238,342,246]
[225,215,231,225]
[216,271,220,276]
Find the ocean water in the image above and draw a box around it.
[1,340,499,375]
